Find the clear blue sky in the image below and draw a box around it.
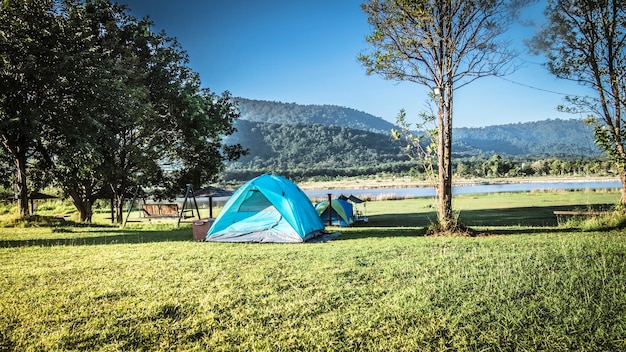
[120,0,593,128]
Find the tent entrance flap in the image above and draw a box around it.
[238,190,275,212]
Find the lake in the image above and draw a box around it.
[195,179,621,207]
[302,180,622,200]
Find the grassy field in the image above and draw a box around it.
[1,190,625,351]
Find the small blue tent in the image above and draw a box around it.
[315,199,354,227]
[206,174,325,243]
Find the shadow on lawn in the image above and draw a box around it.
[459,203,613,227]
[1,202,614,246]
[339,202,613,239]
[0,227,192,248]
[336,227,426,240]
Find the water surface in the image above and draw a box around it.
[303,180,621,200]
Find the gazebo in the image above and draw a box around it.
[193,186,233,218]
[24,191,58,214]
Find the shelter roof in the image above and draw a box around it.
[339,194,365,203]
[194,186,233,198]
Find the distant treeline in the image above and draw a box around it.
[226,155,616,182]
[453,155,616,178]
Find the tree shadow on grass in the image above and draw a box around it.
[364,212,437,228]
[2,202,615,246]
[0,227,193,248]
[458,203,613,227]
[335,227,426,240]
[337,202,613,239]
[485,227,576,235]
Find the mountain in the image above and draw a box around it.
[224,99,603,180]
[454,119,601,157]
[225,119,411,180]
[234,98,396,134]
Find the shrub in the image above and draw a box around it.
[563,208,626,231]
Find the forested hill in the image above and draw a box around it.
[224,98,603,180]
[454,119,601,156]
[225,120,409,179]
[235,98,396,134]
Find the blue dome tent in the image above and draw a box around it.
[315,198,354,227]
[206,174,327,243]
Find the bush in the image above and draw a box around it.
[0,215,68,228]
[563,208,626,231]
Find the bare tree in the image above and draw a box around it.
[531,0,626,206]
[359,0,527,231]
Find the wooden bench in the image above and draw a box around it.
[142,204,179,218]
[553,210,610,222]
[553,210,610,216]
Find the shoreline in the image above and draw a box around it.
[298,176,620,191]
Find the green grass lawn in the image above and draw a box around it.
[1,190,625,351]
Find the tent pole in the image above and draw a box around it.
[327,193,332,226]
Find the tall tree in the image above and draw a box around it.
[1,0,246,222]
[45,0,129,222]
[359,0,527,231]
[99,19,245,223]
[0,0,65,216]
[53,1,246,223]
[530,0,626,205]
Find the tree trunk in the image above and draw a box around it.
[436,85,453,230]
[74,198,93,223]
[67,189,94,223]
[620,169,626,207]
[15,151,30,218]
[114,194,125,224]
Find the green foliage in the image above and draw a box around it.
[391,108,438,185]
[224,98,603,181]
[585,116,626,173]
[0,0,65,216]
[454,118,601,157]
[0,0,244,222]
[530,0,626,201]
[561,209,626,232]
[224,102,610,180]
